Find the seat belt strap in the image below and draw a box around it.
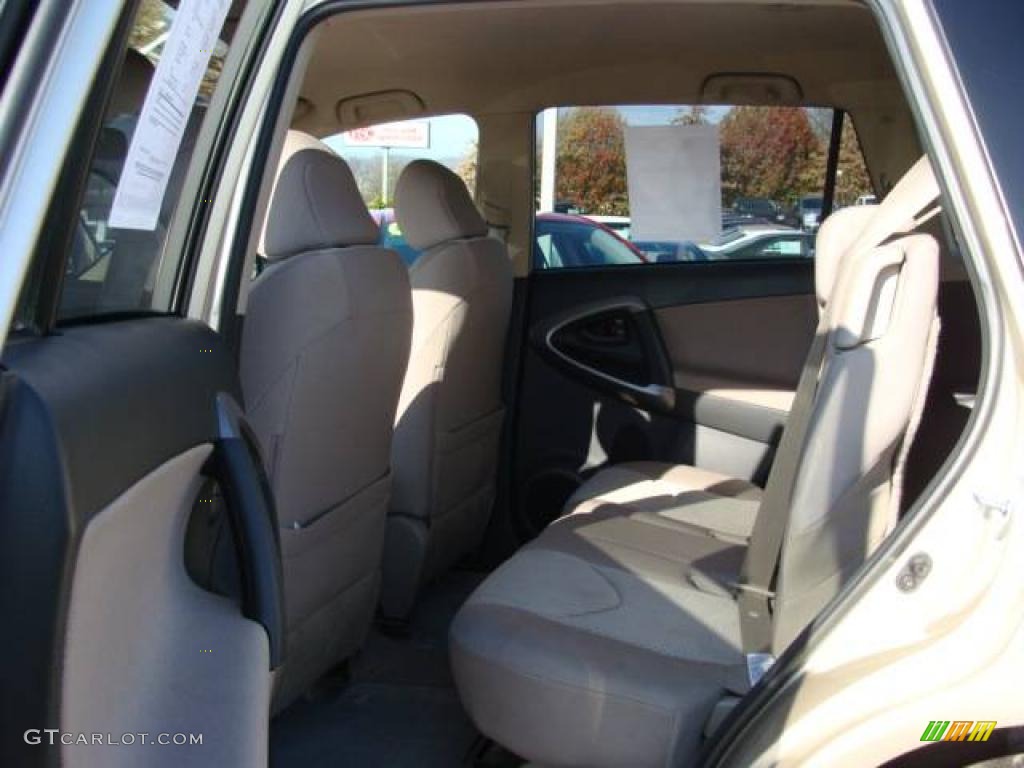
[738,320,829,654]
[738,155,942,657]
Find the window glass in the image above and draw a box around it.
[323,114,479,267]
[533,105,872,269]
[58,0,244,321]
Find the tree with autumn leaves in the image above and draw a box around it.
[718,106,871,208]
[554,108,630,215]
[719,106,820,207]
[552,105,872,215]
[832,119,874,207]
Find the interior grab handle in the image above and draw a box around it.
[211,393,286,669]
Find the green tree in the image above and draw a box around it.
[555,107,628,215]
[719,107,823,208]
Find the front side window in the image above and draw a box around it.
[58,0,245,321]
[323,114,479,267]
[534,105,871,269]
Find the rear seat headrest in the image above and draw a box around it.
[261,130,379,261]
[814,205,879,308]
[394,159,487,251]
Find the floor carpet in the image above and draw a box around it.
[270,571,486,768]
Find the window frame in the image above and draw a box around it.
[14,3,142,334]
[15,0,276,333]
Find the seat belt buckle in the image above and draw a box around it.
[746,652,776,687]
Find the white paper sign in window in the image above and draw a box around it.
[109,0,231,231]
[624,125,722,243]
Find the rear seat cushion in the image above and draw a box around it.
[450,512,749,768]
[566,461,762,542]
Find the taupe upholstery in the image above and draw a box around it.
[771,231,939,649]
[814,205,880,308]
[451,161,940,767]
[382,160,514,620]
[241,131,412,710]
[452,524,748,768]
[564,204,884,543]
[566,461,762,541]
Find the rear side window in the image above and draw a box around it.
[323,114,479,267]
[57,0,245,321]
[533,105,871,269]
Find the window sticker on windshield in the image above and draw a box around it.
[108,0,231,231]
[778,240,803,256]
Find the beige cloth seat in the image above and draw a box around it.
[381,160,514,620]
[241,131,412,710]
[562,204,881,546]
[453,513,749,767]
[451,159,941,767]
[566,461,762,542]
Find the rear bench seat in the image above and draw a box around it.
[450,158,943,767]
[560,203,879,548]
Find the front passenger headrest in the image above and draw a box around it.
[814,205,879,308]
[261,130,379,261]
[395,159,487,251]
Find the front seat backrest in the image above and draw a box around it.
[241,131,412,709]
[382,160,514,621]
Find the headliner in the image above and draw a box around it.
[296,0,902,135]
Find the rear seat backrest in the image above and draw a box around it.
[771,230,940,650]
[814,205,880,311]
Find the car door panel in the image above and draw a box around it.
[514,260,815,532]
[62,444,269,768]
[0,318,279,767]
[656,292,816,394]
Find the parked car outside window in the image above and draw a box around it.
[631,240,707,263]
[533,213,647,269]
[700,226,814,260]
[795,195,824,231]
